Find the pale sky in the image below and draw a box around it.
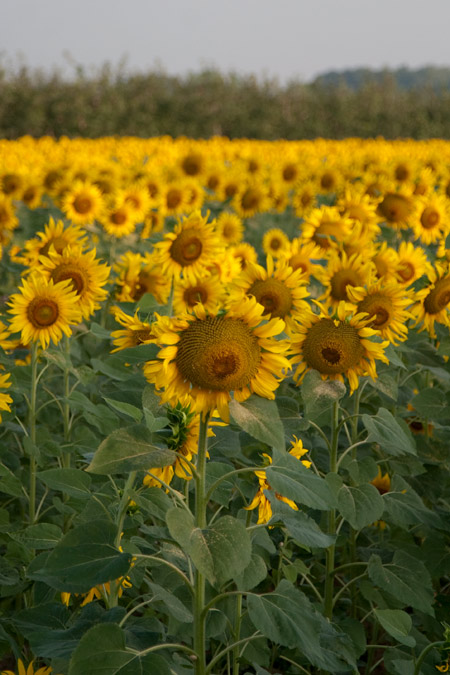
[2,0,450,83]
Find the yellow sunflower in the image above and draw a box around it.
[0,195,18,232]
[215,212,244,245]
[411,261,450,338]
[153,211,222,284]
[262,228,290,259]
[371,242,399,282]
[19,217,88,269]
[114,251,170,305]
[410,193,450,245]
[8,275,82,349]
[281,238,324,280]
[288,301,389,393]
[99,202,137,238]
[110,306,155,352]
[232,182,271,219]
[173,272,226,315]
[346,280,414,344]
[143,296,290,422]
[395,241,430,286]
[229,242,258,271]
[319,251,376,307]
[245,438,311,525]
[61,181,105,225]
[301,206,353,252]
[0,372,12,423]
[377,188,414,230]
[292,180,318,219]
[0,659,56,675]
[37,245,110,320]
[229,255,309,330]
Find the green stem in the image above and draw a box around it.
[324,401,339,621]
[194,413,209,675]
[232,594,243,675]
[29,342,39,525]
[205,635,264,675]
[413,640,445,675]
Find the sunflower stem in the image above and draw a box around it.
[28,341,39,525]
[193,413,209,675]
[324,400,339,621]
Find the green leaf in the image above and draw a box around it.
[337,483,384,530]
[91,356,132,381]
[229,396,285,452]
[362,408,416,456]
[383,476,440,528]
[148,582,193,623]
[0,462,23,497]
[37,469,92,499]
[374,609,415,647]
[409,388,450,421]
[103,397,143,423]
[247,580,356,671]
[26,520,132,593]
[269,497,335,548]
[234,553,267,590]
[369,371,398,400]
[12,524,62,550]
[112,344,159,365]
[69,623,171,675]
[266,452,334,511]
[0,558,20,586]
[166,507,195,551]
[300,369,346,419]
[368,551,434,615]
[87,425,176,475]
[189,516,251,587]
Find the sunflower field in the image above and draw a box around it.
[0,136,450,675]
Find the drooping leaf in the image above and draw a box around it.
[148,582,193,623]
[229,396,285,451]
[374,609,415,647]
[266,452,334,511]
[337,483,384,530]
[103,397,143,423]
[269,497,335,548]
[362,408,416,456]
[37,469,92,499]
[87,425,176,475]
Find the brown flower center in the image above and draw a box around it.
[420,207,440,230]
[302,318,364,375]
[170,229,203,266]
[423,278,450,314]
[27,298,60,327]
[73,196,93,215]
[378,193,412,224]
[357,294,392,328]
[249,278,293,318]
[184,285,208,307]
[51,263,86,295]
[330,269,362,301]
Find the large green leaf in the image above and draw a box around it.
[12,523,63,550]
[234,553,267,591]
[368,551,434,615]
[266,452,334,511]
[189,516,251,587]
[409,387,450,422]
[37,468,92,499]
[87,425,176,475]
[300,369,346,420]
[247,580,356,671]
[362,408,416,456]
[103,397,143,423]
[69,623,171,675]
[269,497,335,548]
[337,483,384,530]
[166,507,195,551]
[0,462,24,497]
[374,609,415,647]
[26,520,132,593]
[148,582,193,623]
[382,476,440,528]
[229,396,285,451]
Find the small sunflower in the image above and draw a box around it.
[262,228,290,259]
[301,206,353,252]
[347,280,414,344]
[319,251,376,307]
[0,372,12,423]
[292,180,318,218]
[233,182,270,219]
[215,212,244,245]
[377,189,414,229]
[229,255,309,329]
[0,659,56,675]
[99,202,137,238]
[372,242,399,282]
[19,217,88,269]
[154,211,222,284]
[8,275,82,349]
[245,439,311,525]
[281,238,324,280]
[0,195,18,232]
[173,273,226,315]
[229,242,258,271]
[37,245,110,320]
[114,251,170,305]
[411,262,450,338]
[144,296,290,422]
[289,301,389,393]
[395,241,430,286]
[110,306,154,352]
[61,181,104,225]
[410,193,450,245]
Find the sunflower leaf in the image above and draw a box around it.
[337,483,384,530]
[266,452,335,510]
[362,407,416,456]
[229,396,285,451]
[300,369,346,420]
[374,609,415,647]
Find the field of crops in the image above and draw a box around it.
[0,136,450,675]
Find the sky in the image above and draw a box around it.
[2,0,450,83]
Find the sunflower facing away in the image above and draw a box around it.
[144,296,290,421]
[8,275,82,349]
[288,301,389,393]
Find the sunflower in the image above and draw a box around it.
[395,241,430,286]
[19,217,88,269]
[301,206,353,252]
[245,438,311,525]
[0,372,12,423]
[37,245,110,320]
[144,296,290,422]
[229,255,309,330]
[371,242,399,282]
[411,262,450,337]
[377,189,414,229]
[110,306,155,352]
[173,272,226,315]
[262,228,290,259]
[99,202,137,238]
[229,242,258,271]
[61,181,104,225]
[370,467,391,494]
[8,275,82,349]
[215,212,244,245]
[281,238,324,280]
[319,251,376,307]
[410,193,450,245]
[233,182,270,219]
[0,195,18,232]
[346,280,414,344]
[0,659,56,675]
[292,180,318,218]
[114,252,170,305]
[141,210,165,237]
[154,211,222,284]
[288,301,389,393]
